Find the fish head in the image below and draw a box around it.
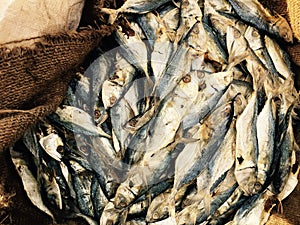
[146,203,169,222]
[272,15,293,43]
[114,184,137,209]
[176,205,199,225]
[233,94,248,116]
[235,167,262,196]
[100,202,125,225]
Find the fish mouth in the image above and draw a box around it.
[248,181,262,195]
[114,193,128,209]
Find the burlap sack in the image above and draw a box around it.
[0,0,299,224]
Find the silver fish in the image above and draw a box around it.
[49,105,110,138]
[39,133,63,162]
[69,163,94,217]
[175,0,202,44]
[114,25,150,80]
[91,175,109,219]
[264,35,293,80]
[271,104,296,193]
[171,100,234,216]
[182,70,234,129]
[114,125,191,209]
[227,0,293,42]
[152,42,192,102]
[102,52,136,109]
[128,198,149,216]
[234,88,260,196]
[101,0,171,24]
[10,148,54,219]
[151,21,174,83]
[229,190,277,225]
[123,70,198,165]
[99,202,128,225]
[146,186,187,222]
[161,8,180,41]
[136,12,160,47]
[256,94,276,188]
[88,50,112,107]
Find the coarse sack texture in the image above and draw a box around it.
[287,0,300,41]
[0,0,299,225]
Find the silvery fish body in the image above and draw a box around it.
[102,52,136,109]
[229,190,276,225]
[123,70,198,165]
[173,101,234,197]
[153,42,192,102]
[136,12,160,47]
[49,105,110,138]
[256,94,276,188]
[10,148,54,219]
[182,70,234,129]
[101,0,171,24]
[227,0,293,42]
[91,175,109,219]
[234,89,260,196]
[175,0,202,44]
[151,22,174,83]
[264,35,293,80]
[99,202,128,225]
[114,125,187,209]
[114,27,150,79]
[146,186,187,222]
[39,133,63,162]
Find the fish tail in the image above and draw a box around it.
[100,8,119,24]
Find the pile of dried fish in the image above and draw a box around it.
[11,0,300,224]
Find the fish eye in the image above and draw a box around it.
[94,110,101,119]
[193,26,199,34]
[254,182,262,192]
[128,118,138,127]
[107,220,114,225]
[56,145,64,154]
[182,0,189,7]
[182,74,192,83]
[197,71,205,79]
[199,82,206,91]
[163,206,169,212]
[233,29,241,38]
[152,212,159,220]
[252,29,259,37]
[119,201,127,208]
[109,96,117,105]
[235,96,242,105]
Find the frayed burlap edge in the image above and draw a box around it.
[287,0,300,41]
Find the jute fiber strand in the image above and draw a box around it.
[287,0,300,41]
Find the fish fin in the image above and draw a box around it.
[250,63,268,92]
[168,190,177,218]
[174,123,199,145]
[96,126,111,139]
[120,209,129,224]
[100,8,119,24]
[226,26,250,69]
[203,189,212,216]
[172,0,181,8]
